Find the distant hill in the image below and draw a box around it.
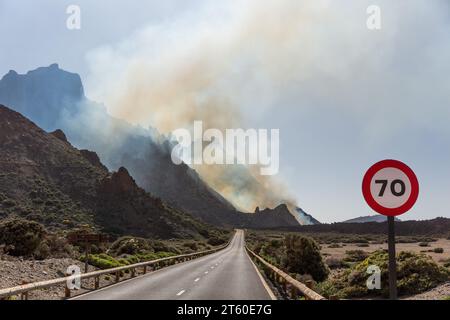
[274,217,450,236]
[0,104,217,239]
[342,215,400,224]
[0,64,301,229]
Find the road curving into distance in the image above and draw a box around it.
[73,230,275,300]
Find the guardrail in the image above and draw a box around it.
[0,242,230,300]
[246,247,326,300]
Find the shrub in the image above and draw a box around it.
[419,242,430,247]
[325,257,348,269]
[34,242,51,260]
[110,237,151,256]
[2,199,16,207]
[433,248,444,254]
[0,219,46,256]
[81,254,123,269]
[344,250,369,263]
[183,241,198,251]
[207,237,226,246]
[319,250,449,299]
[283,234,329,282]
[440,258,450,268]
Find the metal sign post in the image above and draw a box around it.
[362,159,419,300]
[387,216,397,299]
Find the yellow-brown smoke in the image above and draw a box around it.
[86,0,332,212]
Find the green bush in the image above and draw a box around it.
[81,254,123,269]
[319,250,449,299]
[110,236,151,256]
[344,250,369,263]
[419,242,430,247]
[0,219,46,256]
[207,237,226,246]
[433,248,444,254]
[284,234,329,282]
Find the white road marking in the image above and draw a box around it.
[211,266,214,269]
[194,278,200,282]
[176,290,186,296]
[205,271,209,274]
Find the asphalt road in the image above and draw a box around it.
[73,230,274,300]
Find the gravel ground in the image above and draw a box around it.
[404,282,450,300]
[0,255,125,300]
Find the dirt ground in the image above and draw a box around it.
[321,238,450,266]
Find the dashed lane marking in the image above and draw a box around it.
[176,290,186,296]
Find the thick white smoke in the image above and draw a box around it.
[84,0,450,214]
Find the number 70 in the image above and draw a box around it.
[375,179,406,197]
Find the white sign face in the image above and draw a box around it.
[370,167,412,209]
[362,159,419,216]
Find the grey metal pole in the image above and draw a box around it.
[388,216,397,300]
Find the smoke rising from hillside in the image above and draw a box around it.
[85,0,323,211]
[84,0,450,214]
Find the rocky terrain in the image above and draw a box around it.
[0,255,90,300]
[0,104,215,239]
[0,64,305,229]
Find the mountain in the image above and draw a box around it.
[293,207,321,225]
[0,104,216,239]
[0,64,84,131]
[0,64,300,228]
[249,205,301,229]
[342,215,400,224]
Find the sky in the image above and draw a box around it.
[1,0,450,223]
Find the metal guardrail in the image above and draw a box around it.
[0,242,230,300]
[246,247,326,301]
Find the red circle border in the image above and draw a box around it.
[362,159,419,217]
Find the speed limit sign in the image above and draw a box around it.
[362,159,419,300]
[362,159,419,216]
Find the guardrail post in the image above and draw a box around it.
[115,271,120,283]
[131,268,136,278]
[94,276,100,289]
[65,284,71,298]
[143,266,147,274]
[20,281,29,300]
[290,285,298,300]
[64,272,71,298]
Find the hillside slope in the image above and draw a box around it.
[0,105,216,239]
[0,64,303,228]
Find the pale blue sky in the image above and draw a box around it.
[1,0,449,222]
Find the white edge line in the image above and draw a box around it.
[245,249,277,301]
[194,278,200,282]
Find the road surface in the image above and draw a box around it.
[73,230,274,300]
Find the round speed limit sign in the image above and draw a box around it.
[362,160,419,216]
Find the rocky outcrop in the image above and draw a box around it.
[99,167,141,196]
[50,129,69,143]
[80,149,108,171]
[0,105,213,239]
